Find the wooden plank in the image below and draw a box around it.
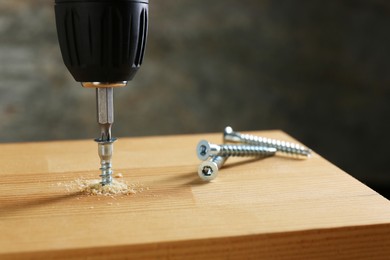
[1,130,390,259]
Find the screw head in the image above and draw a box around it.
[196,140,211,160]
[224,126,233,136]
[223,126,241,142]
[198,161,218,181]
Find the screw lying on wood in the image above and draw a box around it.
[223,126,311,159]
[196,140,276,161]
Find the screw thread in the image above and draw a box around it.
[96,138,116,186]
[219,144,276,157]
[237,133,310,158]
[100,161,113,185]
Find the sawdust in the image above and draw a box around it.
[60,178,147,196]
[75,179,136,196]
[114,173,123,178]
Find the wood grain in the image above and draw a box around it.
[1,130,390,259]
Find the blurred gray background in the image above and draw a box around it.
[0,0,389,197]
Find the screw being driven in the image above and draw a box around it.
[224,126,311,159]
[197,140,276,161]
[96,138,116,185]
[198,155,227,181]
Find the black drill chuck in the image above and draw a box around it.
[54,0,149,83]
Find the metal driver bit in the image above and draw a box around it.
[223,126,311,159]
[196,140,276,161]
[198,155,228,181]
[96,88,114,141]
[95,87,115,185]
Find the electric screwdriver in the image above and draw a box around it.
[54,0,149,185]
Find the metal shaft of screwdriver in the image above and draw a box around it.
[97,88,114,141]
[96,87,115,185]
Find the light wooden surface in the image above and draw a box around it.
[1,130,390,259]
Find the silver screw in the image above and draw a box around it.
[96,138,116,185]
[224,126,311,159]
[198,155,227,181]
[196,140,277,161]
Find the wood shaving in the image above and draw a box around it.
[75,179,136,196]
[114,173,123,178]
[57,178,148,197]
[56,176,148,197]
